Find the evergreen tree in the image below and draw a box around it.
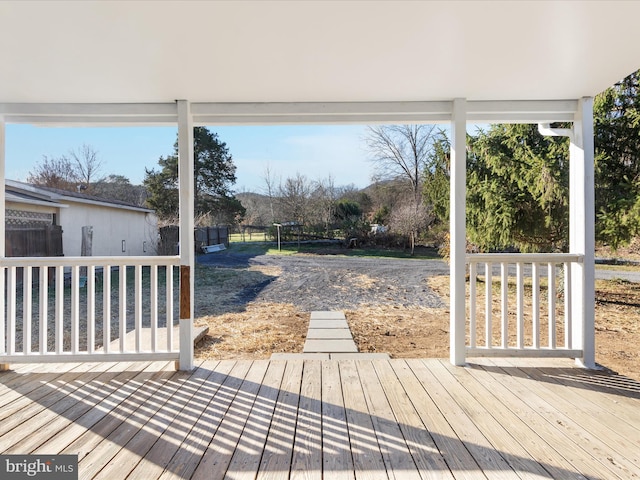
[423,131,451,224]
[466,125,569,252]
[144,127,245,223]
[594,69,640,248]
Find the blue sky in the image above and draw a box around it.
[5,124,376,193]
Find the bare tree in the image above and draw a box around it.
[389,197,434,255]
[311,175,337,236]
[262,164,280,223]
[279,173,312,225]
[27,144,104,193]
[27,155,79,190]
[69,144,104,187]
[366,124,438,202]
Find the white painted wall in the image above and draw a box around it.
[58,200,158,256]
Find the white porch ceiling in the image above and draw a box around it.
[1,1,639,105]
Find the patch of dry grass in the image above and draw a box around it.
[191,262,640,382]
[346,305,449,358]
[195,302,308,360]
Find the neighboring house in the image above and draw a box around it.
[5,180,158,257]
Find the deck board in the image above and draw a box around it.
[499,360,640,477]
[1,358,639,479]
[60,362,177,462]
[157,360,237,480]
[125,361,224,480]
[409,359,516,480]
[339,359,388,480]
[321,360,354,480]
[192,360,270,480]
[77,362,206,479]
[428,359,553,480]
[479,358,632,479]
[33,361,176,455]
[373,360,454,480]
[356,360,421,480]
[438,360,586,480]
[225,360,287,480]
[290,360,323,480]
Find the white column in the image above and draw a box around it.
[569,97,596,368]
[0,118,7,370]
[177,100,195,371]
[0,117,5,257]
[450,98,467,366]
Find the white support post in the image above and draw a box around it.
[450,98,467,366]
[569,97,596,368]
[177,100,195,371]
[0,118,8,369]
[0,117,5,259]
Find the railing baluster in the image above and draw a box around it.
[516,262,524,349]
[501,262,508,348]
[7,266,16,355]
[548,263,556,348]
[103,265,111,354]
[23,266,32,354]
[39,267,48,354]
[465,253,583,357]
[485,262,492,348]
[564,262,572,349]
[469,262,477,348]
[135,264,142,353]
[119,264,127,353]
[532,262,540,349]
[167,265,174,352]
[71,265,79,354]
[0,256,180,362]
[55,266,63,354]
[151,265,158,352]
[87,265,96,354]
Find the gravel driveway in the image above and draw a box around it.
[198,252,450,311]
[197,250,640,313]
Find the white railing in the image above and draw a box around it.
[466,253,583,358]
[0,256,180,363]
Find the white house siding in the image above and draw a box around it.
[58,200,158,256]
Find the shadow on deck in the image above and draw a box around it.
[1,357,639,479]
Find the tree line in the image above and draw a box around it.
[423,69,640,252]
[25,69,640,254]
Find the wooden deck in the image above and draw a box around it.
[1,358,639,479]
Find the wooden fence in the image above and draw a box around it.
[158,225,229,255]
[5,225,63,257]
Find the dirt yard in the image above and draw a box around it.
[194,249,640,381]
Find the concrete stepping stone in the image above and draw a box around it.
[308,319,349,329]
[310,311,346,320]
[270,353,331,360]
[329,353,390,360]
[303,339,358,353]
[307,329,353,340]
[269,310,389,359]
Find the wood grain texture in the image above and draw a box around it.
[179,265,190,319]
[1,358,638,479]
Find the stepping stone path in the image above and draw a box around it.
[271,311,389,360]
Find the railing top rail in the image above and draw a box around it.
[466,253,583,264]
[0,255,180,267]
